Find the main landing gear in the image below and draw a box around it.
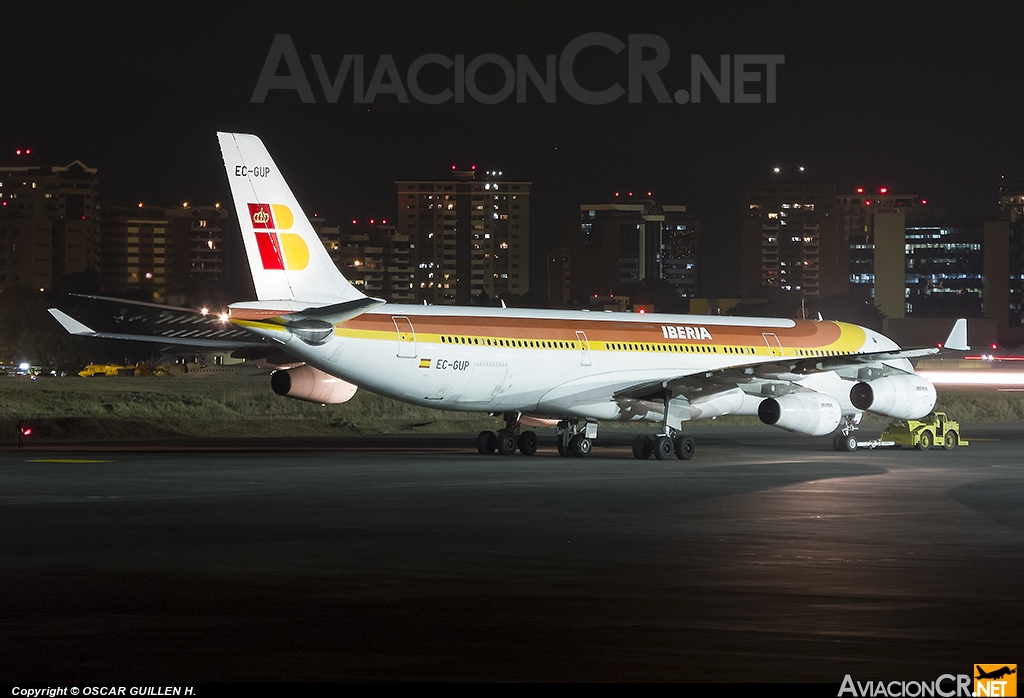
[631,432,695,461]
[477,411,538,456]
[555,419,598,458]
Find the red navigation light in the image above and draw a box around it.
[864,199,872,206]
[856,187,864,194]
[879,186,888,194]
[382,219,387,224]
[352,219,358,225]
[991,343,999,350]
[369,218,375,224]
[639,308,646,314]
[15,149,21,156]
[628,191,633,197]
[920,199,928,205]
[20,425,32,436]
[614,191,619,197]
[937,342,944,348]
[647,191,652,197]
[471,164,476,170]
[25,148,31,155]
[451,164,457,170]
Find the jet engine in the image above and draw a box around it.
[270,365,358,404]
[849,374,936,420]
[758,391,842,436]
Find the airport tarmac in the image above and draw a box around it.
[1,425,1022,683]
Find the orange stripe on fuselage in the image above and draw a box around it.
[230,307,855,351]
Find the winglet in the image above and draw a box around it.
[48,308,97,336]
[943,318,969,351]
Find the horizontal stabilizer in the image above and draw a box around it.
[48,296,266,348]
[274,296,386,326]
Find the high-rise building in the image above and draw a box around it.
[836,188,932,303]
[397,168,530,305]
[97,202,236,305]
[741,179,838,297]
[997,177,1024,222]
[0,158,99,290]
[315,218,416,303]
[905,224,983,318]
[570,198,698,301]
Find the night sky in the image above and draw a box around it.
[4,3,1022,296]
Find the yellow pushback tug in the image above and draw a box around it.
[878,412,969,450]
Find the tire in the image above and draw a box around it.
[476,430,497,455]
[570,435,592,457]
[497,430,518,455]
[557,440,569,457]
[833,433,845,451]
[843,435,858,452]
[518,430,538,456]
[916,430,932,451]
[674,436,695,460]
[943,431,958,450]
[632,435,652,460]
[653,435,673,460]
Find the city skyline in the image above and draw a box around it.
[3,4,1022,298]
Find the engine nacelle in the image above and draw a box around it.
[849,374,936,420]
[270,365,358,405]
[758,391,842,437]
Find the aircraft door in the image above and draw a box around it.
[393,316,417,358]
[762,332,783,357]
[576,330,591,366]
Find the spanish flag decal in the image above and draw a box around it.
[419,358,431,369]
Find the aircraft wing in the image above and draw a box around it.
[614,348,934,403]
[48,294,266,349]
[614,319,968,405]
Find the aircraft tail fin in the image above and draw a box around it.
[217,132,365,304]
[943,318,970,352]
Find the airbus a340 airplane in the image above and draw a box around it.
[49,133,969,459]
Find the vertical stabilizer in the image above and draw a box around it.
[217,132,365,303]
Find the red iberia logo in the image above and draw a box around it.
[247,203,309,271]
[976,665,1017,697]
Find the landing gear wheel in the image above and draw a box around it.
[674,436,695,460]
[843,434,858,452]
[497,430,518,455]
[653,435,674,460]
[518,430,538,456]
[557,440,569,457]
[916,430,932,451]
[943,431,958,449]
[632,435,653,460]
[476,430,497,455]
[832,433,845,451]
[569,435,592,457]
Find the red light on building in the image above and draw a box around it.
[991,343,999,350]
[879,186,889,194]
[864,199,872,206]
[920,199,928,205]
[856,187,864,194]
